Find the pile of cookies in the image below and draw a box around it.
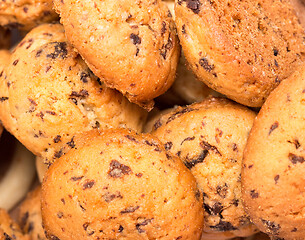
[0,0,305,239]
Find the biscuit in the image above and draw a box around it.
[151,97,258,238]
[0,23,147,165]
[290,0,305,28]
[41,129,204,239]
[175,0,305,107]
[0,208,30,240]
[0,0,58,31]
[53,0,180,110]
[18,186,47,240]
[0,27,10,49]
[242,64,305,238]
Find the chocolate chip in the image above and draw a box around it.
[130,33,141,45]
[269,121,279,135]
[53,135,61,143]
[102,191,123,203]
[216,183,228,198]
[287,139,300,149]
[199,57,214,72]
[108,160,132,178]
[70,176,83,181]
[46,42,68,59]
[200,140,221,155]
[164,142,173,150]
[0,97,9,102]
[83,180,95,190]
[261,219,281,234]
[210,220,237,231]
[125,135,138,143]
[184,149,208,169]
[66,137,75,148]
[289,153,305,164]
[180,136,195,145]
[274,175,280,184]
[250,189,259,198]
[12,59,19,66]
[120,206,140,214]
[204,202,223,215]
[186,0,201,14]
[118,225,124,232]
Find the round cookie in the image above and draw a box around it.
[242,64,305,238]
[0,208,30,240]
[0,23,147,165]
[175,0,305,107]
[0,0,58,31]
[41,129,204,239]
[53,0,180,109]
[151,97,258,238]
[18,186,46,240]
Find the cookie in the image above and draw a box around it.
[151,97,258,238]
[0,0,58,31]
[0,23,147,165]
[175,0,305,107]
[290,0,305,28]
[0,208,30,240]
[18,186,46,240]
[0,27,10,49]
[53,0,180,110]
[242,64,305,238]
[41,129,204,239]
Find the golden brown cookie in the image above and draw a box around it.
[242,64,305,239]
[151,97,258,238]
[0,23,147,165]
[0,0,58,31]
[0,208,30,240]
[18,186,46,240]
[53,0,180,109]
[41,129,204,240]
[175,0,305,107]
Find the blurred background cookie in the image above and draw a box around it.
[0,0,58,31]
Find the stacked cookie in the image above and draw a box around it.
[1,0,305,239]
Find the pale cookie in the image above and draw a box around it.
[0,208,30,240]
[53,0,180,109]
[0,0,58,31]
[18,186,47,240]
[41,129,204,239]
[0,23,146,165]
[242,64,305,239]
[175,0,305,107]
[151,97,258,239]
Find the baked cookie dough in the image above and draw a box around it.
[175,0,305,107]
[0,0,58,31]
[41,129,204,239]
[151,97,258,238]
[53,0,180,109]
[0,208,29,240]
[18,186,46,240]
[242,64,305,239]
[0,23,146,165]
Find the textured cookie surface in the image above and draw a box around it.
[0,208,30,240]
[53,0,180,109]
[242,65,305,239]
[151,98,258,238]
[0,24,146,165]
[18,186,46,240]
[41,129,204,240]
[0,0,58,31]
[175,0,305,107]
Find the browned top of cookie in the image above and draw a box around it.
[53,0,180,109]
[0,23,146,165]
[151,97,257,238]
[41,129,204,240]
[175,0,305,107]
[242,63,305,238]
[0,0,58,31]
